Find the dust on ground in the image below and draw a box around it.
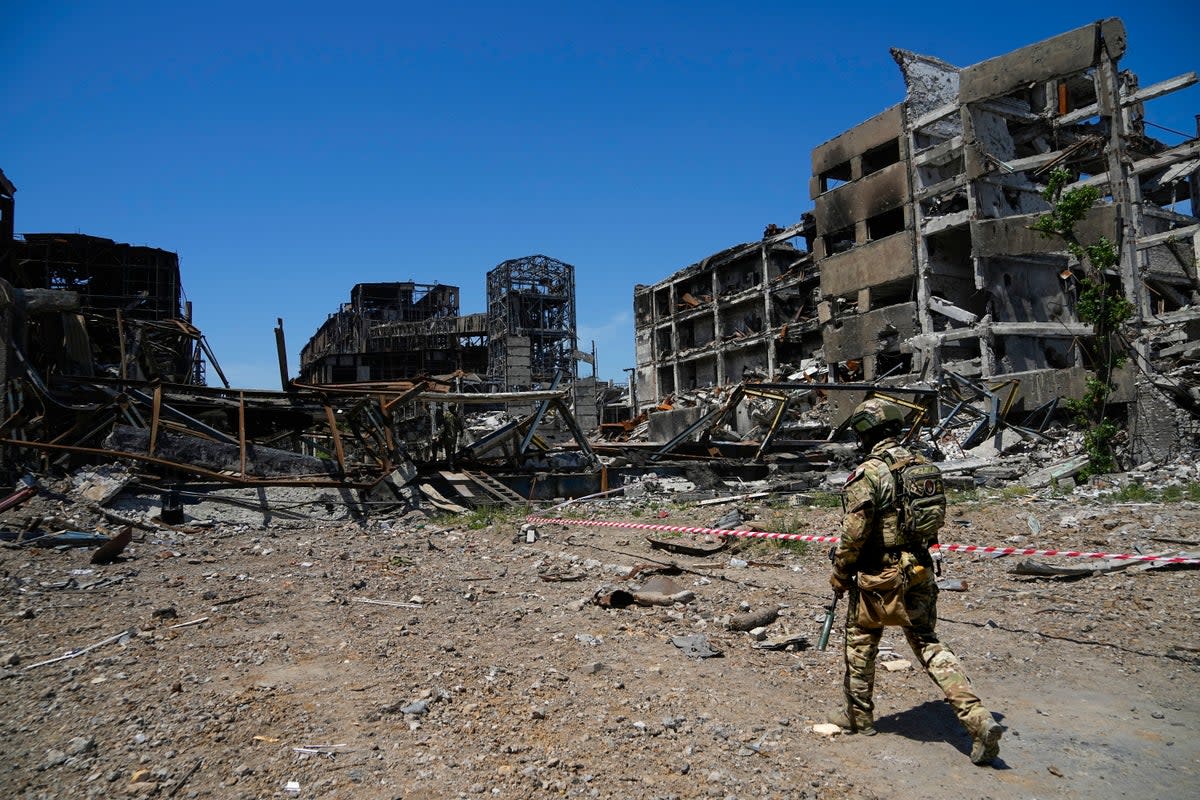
[1,487,1197,799]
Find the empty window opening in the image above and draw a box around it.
[654,288,671,317]
[921,189,968,217]
[823,226,855,255]
[1043,344,1071,369]
[658,367,676,396]
[875,351,912,380]
[866,207,905,240]
[861,139,901,176]
[871,279,915,307]
[820,161,852,193]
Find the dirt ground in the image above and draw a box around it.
[1,488,1197,799]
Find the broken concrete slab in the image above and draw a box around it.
[1020,455,1090,489]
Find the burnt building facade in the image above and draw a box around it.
[812,19,1198,412]
[299,282,488,384]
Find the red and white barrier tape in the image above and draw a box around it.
[524,516,1200,565]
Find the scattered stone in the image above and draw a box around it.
[67,736,96,755]
[881,659,912,672]
[812,723,842,737]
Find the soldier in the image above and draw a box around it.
[439,404,463,468]
[828,398,1003,766]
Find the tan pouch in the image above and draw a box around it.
[855,565,911,628]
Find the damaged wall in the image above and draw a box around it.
[632,18,1199,458]
[632,220,818,410]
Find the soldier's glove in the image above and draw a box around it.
[830,571,853,598]
[827,545,837,565]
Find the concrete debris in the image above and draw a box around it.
[669,634,723,659]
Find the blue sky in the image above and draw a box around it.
[4,2,1198,388]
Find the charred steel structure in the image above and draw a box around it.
[13,233,183,321]
[486,255,579,390]
[299,282,488,383]
[0,169,14,278]
[0,172,204,387]
[8,233,202,384]
[634,19,1200,458]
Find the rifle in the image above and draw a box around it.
[817,591,839,651]
[819,544,841,651]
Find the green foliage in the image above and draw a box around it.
[1075,275,1133,334]
[806,492,844,508]
[1031,169,1100,237]
[1109,481,1200,504]
[1080,420,1121,476]
[1033,168,1133,478]
[458,505,527,530]
[946,488,979,505]
[771,538,810,556]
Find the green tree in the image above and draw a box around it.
[1031,168,1134,476]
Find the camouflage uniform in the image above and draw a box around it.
[832,435,1001,763]
[439,405,463,466]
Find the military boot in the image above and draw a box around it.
[969,715,1003,765]
[827,709,876,736]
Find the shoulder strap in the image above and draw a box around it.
[868,451,895,468]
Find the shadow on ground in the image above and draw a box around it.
[874,701,1010,769]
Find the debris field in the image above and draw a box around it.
[1,474,1197,800]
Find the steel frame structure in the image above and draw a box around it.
[486,255,578,389]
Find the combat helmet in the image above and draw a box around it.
[848,397,905,437]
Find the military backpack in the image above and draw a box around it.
[871,449,946,548]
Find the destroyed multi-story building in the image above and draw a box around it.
[298,282,488,384]
[633,221,819,403]
[635,19,1199,456]
[0,171,205,387]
